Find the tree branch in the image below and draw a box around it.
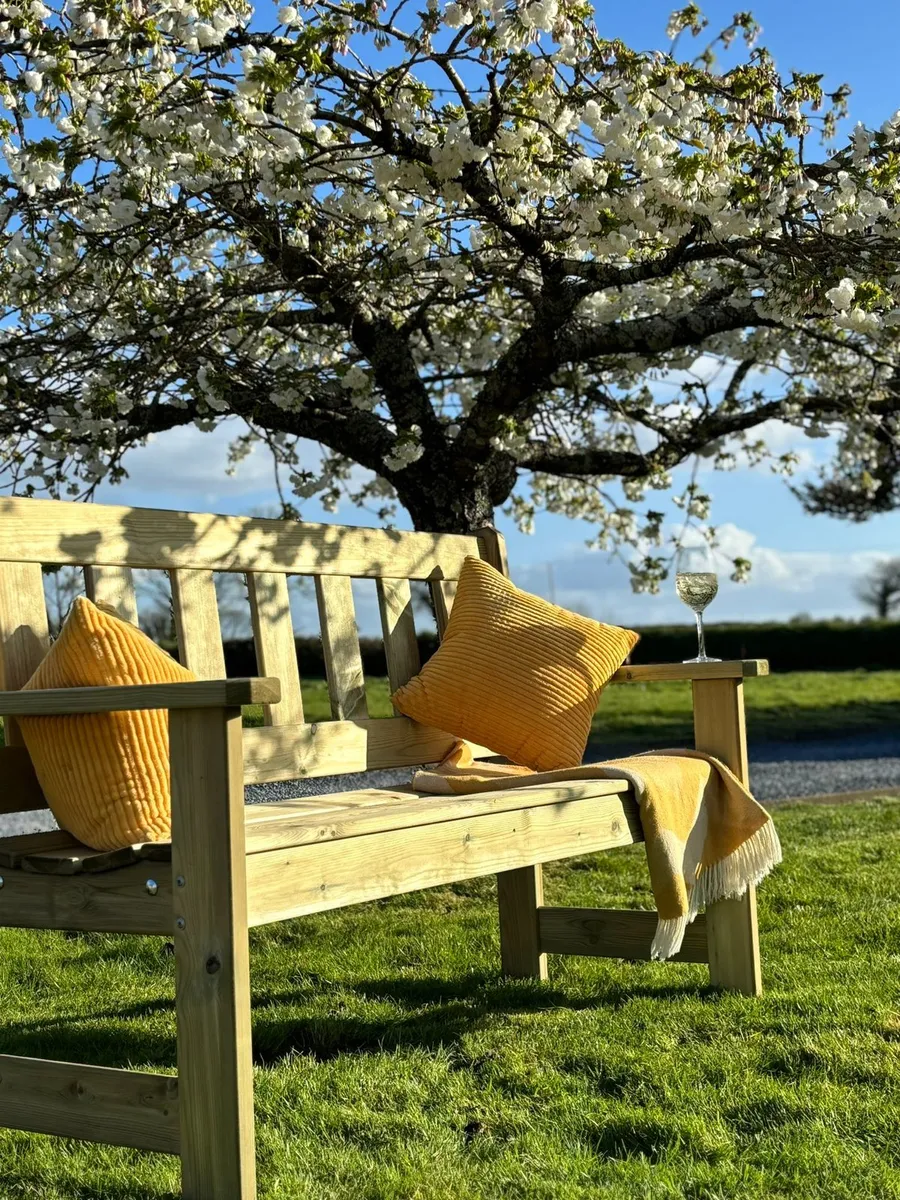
[558,297,776,363]
[216,191,443,441]
[457,297,778,458]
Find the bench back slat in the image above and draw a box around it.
[377,578,421,712]
[0,497,479,579]
[0,561,52,813]
[0,562,50,749]
[169,569,226,680]
[476,525,508,574]
[0,498,495,811]
[83,566,139,625]
[314,576,369,721]
[241,719,484,784]
[247,572,304,727]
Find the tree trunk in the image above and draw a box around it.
[393,451,517,534]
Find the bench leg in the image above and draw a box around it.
[497,865,548,980]
[692,678,763,996]
[706,889,761,996]
[171,707,257,1199]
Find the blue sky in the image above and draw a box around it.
[88,3,900,631]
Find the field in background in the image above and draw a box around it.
[590,670,900,749]
[0,798,898,1198]
[242,670,900,748]
[3,670,897,752]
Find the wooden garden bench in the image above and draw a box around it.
[0,496,767,1199]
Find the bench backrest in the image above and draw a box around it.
[0,497,505,818]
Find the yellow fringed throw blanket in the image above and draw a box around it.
[412,741,783,960]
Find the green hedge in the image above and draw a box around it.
[220,619,900,679]
[222,635,424,680]
[629,620,900,673]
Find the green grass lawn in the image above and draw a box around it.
[591,669,900,748]
[242,670,900,748]
[1,798,899,1198]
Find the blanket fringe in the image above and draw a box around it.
[651,916,690,961]
[652,818,783,960]
[689,818,783,919]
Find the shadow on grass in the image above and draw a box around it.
[725,1094,820,1136]
[0,972,712,1072]
[0,996,177,1068]
[581,1114,721,1163]
[251,972,711,1067]
[4,1166,178,1200]
[556,1054,640,1099]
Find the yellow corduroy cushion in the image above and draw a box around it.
[19,596,196,851]
[391,556,639,771]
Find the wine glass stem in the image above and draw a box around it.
[695,611,707,660]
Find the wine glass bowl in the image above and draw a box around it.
[674,545,721,663]
[675,571,719,614]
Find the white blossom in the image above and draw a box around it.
[825,278,856,311]
[341,364,370,391]
[0,2,897,588]
[443,2,471,28]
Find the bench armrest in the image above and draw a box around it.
[0,677,281,717]
[610,660,768,684]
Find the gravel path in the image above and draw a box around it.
[747,734,900,803]
[582,733,900,804]
[5,733,900,838]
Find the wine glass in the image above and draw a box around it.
[674,544,721,663]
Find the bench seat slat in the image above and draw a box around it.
[243,779,636,852]
[0,829,172,874]
[245,789,642,926]
[0,779,636,874]
[20,842,172,875]
[0,829,81,868]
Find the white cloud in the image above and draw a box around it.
[512,525,891,626]
[646,352,729,390]
[87,425,888,634]
[625,356,829,478]
[725,419,821,473]
[97,419,277,504]
[97,421,383,521]
[646,354,783,399]
[710,523,885,596]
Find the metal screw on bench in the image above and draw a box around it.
[176,876,185,887]
[176,917,186,929]
[145,879,158,895]
[0,876,4,889]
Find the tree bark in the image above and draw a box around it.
[392,449,517,533]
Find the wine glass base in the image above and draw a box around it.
[682,656,722,663]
